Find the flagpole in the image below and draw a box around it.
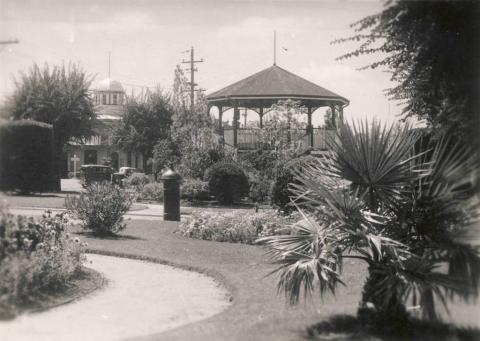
[274,30,276,66]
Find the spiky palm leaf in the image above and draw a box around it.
[260,120,479,324]
[325,120,427,210]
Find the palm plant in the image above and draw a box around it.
[259,120,479,330]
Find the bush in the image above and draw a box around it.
[0,120,55,193]
[270,155,318,213]
[141,182,164,202]
[206,162,249,204]
[179,210,296,245]
[124,172,150,192]
[181,178,210,202]
[240,149,278,180]
[65,183,133,235]
[0,205,85,317]
[249,175,273,203]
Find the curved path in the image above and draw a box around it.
[0,254,230,341]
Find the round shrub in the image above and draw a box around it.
[206,162,249,204]
[65,183,133,235]
[181,178,210,202]
[0,120,55,193]
[124,172,149,192]
[270,155,318,213]
[141,182,164,202]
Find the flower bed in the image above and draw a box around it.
[179,210,297,245]
[0,205,87,318]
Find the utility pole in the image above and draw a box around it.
[182,46,204,112]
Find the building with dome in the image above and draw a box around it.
[62,78,144,177]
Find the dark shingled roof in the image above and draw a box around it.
[206,65,349,104]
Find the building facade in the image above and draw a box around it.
[63,78,143,177]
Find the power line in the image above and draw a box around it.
[0,39,19,53]
[182,46,204,112]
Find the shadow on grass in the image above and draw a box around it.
[75,231,144,241]
[304,314,480,341]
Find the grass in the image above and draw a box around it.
[76,219,480,341]
[76,219,366,341]
[0,193,147,211]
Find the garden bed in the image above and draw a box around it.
[1,267,106,320]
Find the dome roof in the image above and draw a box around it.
[96,78,124,92]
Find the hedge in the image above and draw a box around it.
[0,120,55,193]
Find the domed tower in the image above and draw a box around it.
[93,78,125,119]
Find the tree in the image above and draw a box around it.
[259,99,307,160]
[260,121,479,335]
[9,63,96,190]
[114,88,174,173]
[334,1,480,153]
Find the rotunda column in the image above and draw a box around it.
[307,107,314,148]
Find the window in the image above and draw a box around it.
[113,94,118,105]
[102,94,106,105]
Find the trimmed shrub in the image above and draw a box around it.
[0,205,85,317]
[206,162,249,204]
[270,155,318,213]
[0,120,55,193]
[141,182,164,202]
[65,183,133,235]
[179,210,296,245]
[124,172,150,192]
[181,178,210,202]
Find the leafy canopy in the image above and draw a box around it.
[9,63,96,146]
[333,1,480,149]
[114,87,174,170]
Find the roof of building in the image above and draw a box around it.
[94,104,124,119]
[96,78,124,92]
[206,65,349,106]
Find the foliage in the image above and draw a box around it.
[259,120,480,329]
[258,99,308,159]
[181,178,210,202]
[249,175,273,204]
[114,88,174,172]
[180,210,296,245]
[270,155,318,213]
[206,162,249,205]
[240,149,278,180]
[0,205,85,317]
[0,120,55,193]
[323,108,335,129]
[152,137,181,174]
[124,172,150,193]
[65,183,133,235]
[140,182,164,202]
[333,0,480,150]
[8,63,96,189]
[177,144,225,180]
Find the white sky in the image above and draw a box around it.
[0,0,404,126]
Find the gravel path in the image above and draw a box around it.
[0,254,230,341]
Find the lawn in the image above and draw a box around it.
[0,193,147,211]
[79,219,367,341]
[77,219,480,341]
